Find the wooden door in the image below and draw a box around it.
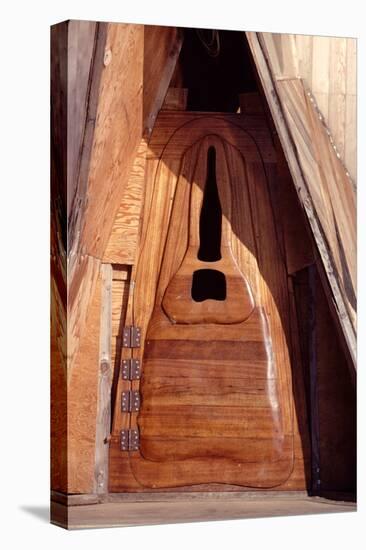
[110,114,299,490]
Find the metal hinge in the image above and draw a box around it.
[122,326,141,348]
[121,358,141,380]
[121,390,141,412]
[120,428,140,451]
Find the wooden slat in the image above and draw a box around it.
[67,272,102,493]
[94,264,113,494]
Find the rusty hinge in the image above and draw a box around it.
[120,428,140,451]
[121,358,141,380]
[121,390,141,412]
[122,326,141,348]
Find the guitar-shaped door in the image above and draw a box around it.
[127,130,294,488]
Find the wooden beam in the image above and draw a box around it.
[94,264,113,494]
[143,25,183,136]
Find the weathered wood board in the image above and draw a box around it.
[250,32,357,183]
[51,492,355,530]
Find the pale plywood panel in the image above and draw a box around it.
[81,23,144,258]
[329,38,347,94]
[345,38,357,181]
[103,140,147,264]
[295,34,313,88]
[345,93,357,180]
[346,38,357,95]
[328,92,346,158]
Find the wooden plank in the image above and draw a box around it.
[51,494,355,529]
[294,34,313,89]
[67,271,102,493]
[67,21,97,218]
[81,23,144,259]
[143,25,183,135]
[67,254,101,381]
[246,32,356,367]
[94,264,113,494]
[103,140,147,264]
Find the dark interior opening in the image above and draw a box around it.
[198,146,222,262]
[175,29,258,112]
[191,269,227,302]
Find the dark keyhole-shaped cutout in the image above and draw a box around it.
[191,269,227,302]
[198,146,222,261]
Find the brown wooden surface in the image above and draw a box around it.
[110,112,310,491]
[143,25,183,135]
[51,492,356,529]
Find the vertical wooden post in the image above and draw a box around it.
[308,264,321,495]
[94,263,113,494]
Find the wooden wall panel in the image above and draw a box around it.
[253,32,357,182]
[80,23,144,258]
[67,271,102,494]
[67,22,144,379]
[143,25,183,135]
[247,33,356,366]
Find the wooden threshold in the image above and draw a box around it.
[51,491,356,530]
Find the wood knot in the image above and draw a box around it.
[100,360,110,374]
[103,48,112,66]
